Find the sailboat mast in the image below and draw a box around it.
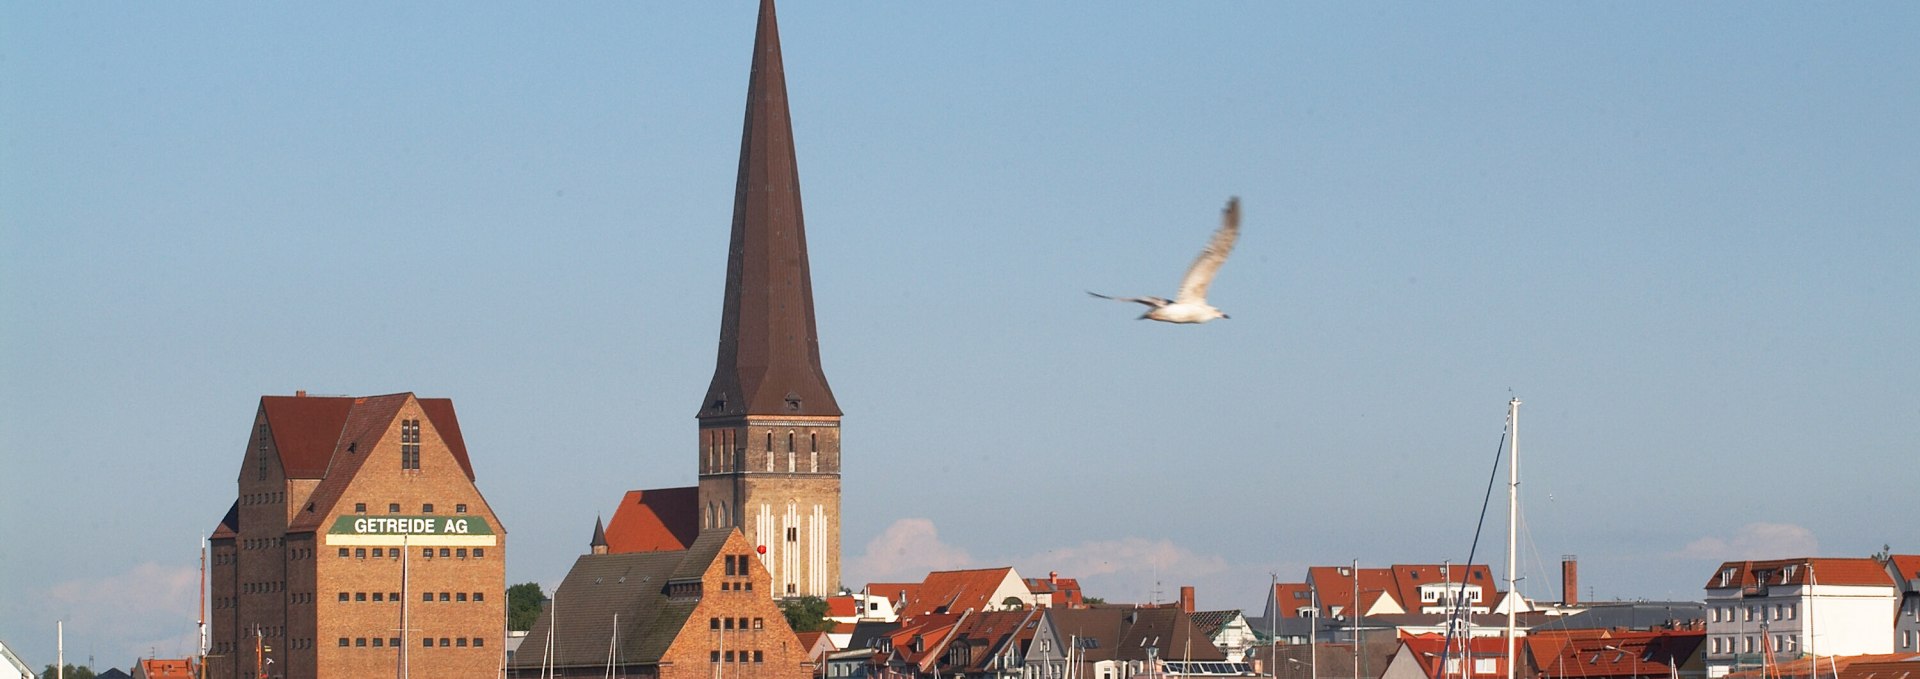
[1505,398,1520,679]
[199,535,209,679]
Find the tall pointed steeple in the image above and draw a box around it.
[695,0,843,601]
[589,515,608,555]
[701,0,839,419]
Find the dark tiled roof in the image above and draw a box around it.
[1048,607,1227,663]
[258,394,474,481]
[698,0,839,420]
[1189,610,1242,636]
[286,394,410,533]
[508,529,735,671]
[211,500,239,540]
[605,487,700,553]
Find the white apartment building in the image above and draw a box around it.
[1701,557,1899,678]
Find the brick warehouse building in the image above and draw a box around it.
[208,392,505,679]
[506,528,812,678]
[603,0,842,601]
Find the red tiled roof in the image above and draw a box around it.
[137,658,195,679]
[1308,566,1403,615]
[1388,564,1497,610]
[1398,633,1517,679]
[1887,555,1920,583]
[1723,653,1920,679]
[604,487,699,553]
[1527,629,1704,679]
[1271,582,1316,618]
[259,394,474,480]
[286,394,412,532]
[867,582,923,614]
[828,596,858,619]
[899,568,1016,619]
[1704,558,1894,589]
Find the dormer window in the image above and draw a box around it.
[1721,568,1737,587]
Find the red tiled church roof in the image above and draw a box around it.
[604,487,700,553]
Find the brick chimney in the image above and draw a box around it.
[1180,586,1195,613]
[1562,555,1579,606]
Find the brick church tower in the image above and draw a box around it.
[696,0,842,599]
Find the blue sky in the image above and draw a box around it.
[3,1,1916,669]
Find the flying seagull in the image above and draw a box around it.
[1089,197,1240,324]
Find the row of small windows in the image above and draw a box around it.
[353,502,467,514]
[711,651,765,663]
[243,581,285,594]
[243,537,286,550]
[704,429,827,473]
[1709,603,1795,622]
[242,492,284,505]
[1709,635,1798,654]
[709,617,765,630]
[337,547,486,559]
[338,591,486,603]
[340,637,485,648]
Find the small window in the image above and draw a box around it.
[355,548,366,559]
[389,503,400,513]
[423,548,433,559]
[373,592,384,602]
[474,548,485,558]
[753,618,764,629]
[474,592,485,602]
[725,618,735,630]
[712,651,721,663]
[457,638,467,647]
[439,548,450,558]
[338,548,349,558]
[474,638,484,648]
[457,592,468,602]
[423,639,433,648]
[456,503,467,514]
[423,592,433,602]
[356,638,367,647]
[355,503,367,514]
[390,637,400,648]
[754,651,764,663]
[711,618,720,630]
[457,548,467,558]
[372,638,384,647]
[372,548,384,558]
[423,503,435,514]
[439,638,450,648]
[439,592,450,602]
[338,638,349,647]
[389,591,398,601]
[787,527,798,542]
[356,592,367,601]
[338,592,349,602]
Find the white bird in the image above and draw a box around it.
[1089,197,1240,324]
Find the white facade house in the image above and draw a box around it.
[1702,558,1899,678]
[0,638,32,679]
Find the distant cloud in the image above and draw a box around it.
[846,518,976,584]
[1678,522,1820,560]
[41,562,201,666]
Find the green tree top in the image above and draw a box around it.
[779,596,832,633]
[508,582,547,632]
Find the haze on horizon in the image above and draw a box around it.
[3,1,1915,668]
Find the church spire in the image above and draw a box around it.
[589,515,608,555]
[701,0,839,420]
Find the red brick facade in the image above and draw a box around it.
[209,393,505,679]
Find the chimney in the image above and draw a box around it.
[1179,586,1195,614]
[1050,570,1059,587]
[295,390,307,398]
[1562,555,1579,606]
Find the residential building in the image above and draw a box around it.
[1026,573,1086,609]
[888,568,1038,619]
[0,638,31,679]
[1049,607,1232,679]
[506,528,810,679]
[131,658,193,679]
[1886,555,1920,653]
[1523,629,1706,679]
[597,0,844,600]
[1381,634,1519,679]
[1702,557,1901,677]
[206,392,505,679]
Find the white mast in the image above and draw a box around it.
[401,535,412,679]
[1504,398,1520,679]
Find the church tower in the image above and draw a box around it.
[697,0,841,599]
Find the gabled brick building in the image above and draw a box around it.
[507,528,811,679]
[207,392,505,679]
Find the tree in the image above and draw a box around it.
[1083,597,1106,605]
[779,596,832,633]
[40,664,96,679]
[508,581,547,632]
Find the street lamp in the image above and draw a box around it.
[1603,645,1640,679]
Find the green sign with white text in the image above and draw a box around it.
[329,515,494,536]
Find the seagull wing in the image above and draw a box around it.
[1174,197,1241,304]
[1087,291,1171,308]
